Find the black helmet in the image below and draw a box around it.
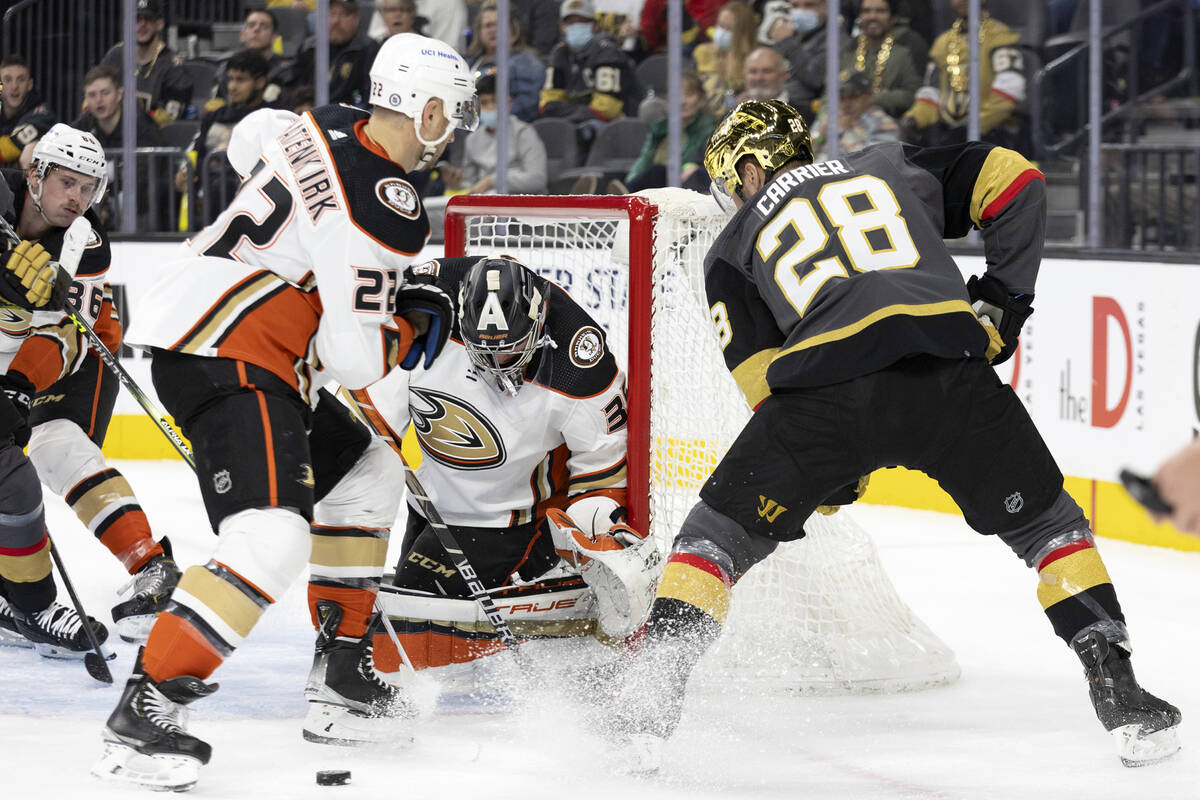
[458,255,549,395]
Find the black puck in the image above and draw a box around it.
[316,769,351,786]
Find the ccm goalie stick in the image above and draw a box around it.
[339,388,524,654]
[0,215,197,469]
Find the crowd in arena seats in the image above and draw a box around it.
[3,0,1198,235]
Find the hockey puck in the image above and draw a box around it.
[316,770,351,786]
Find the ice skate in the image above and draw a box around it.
[92,647,217,792]
[302,603,416,746]
[111,544,181,643]
[0,593,109,659]
[1074,629,1181,767]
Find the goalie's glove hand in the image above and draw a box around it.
[0,240,69,310]
[546,508,649,563]
[395,270,454,370]
[967,273,1033,365]
[0,371,34,447]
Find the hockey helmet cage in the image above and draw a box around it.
[31,123,108,206]
[369,33,479,138]
[704,99,811,214]
[458,255,550,396]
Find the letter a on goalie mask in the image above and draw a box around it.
[458,256,549,396]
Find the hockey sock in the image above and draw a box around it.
[645,551,730,656]
[142,561,273,682]
[1036,537,1125,644]
[0,530,54,612]
[307,524,388,639]
[66,468,162,573]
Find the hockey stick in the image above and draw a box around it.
[49,536,114,683]
[373,598,419,684]
[339,388,524,654]
[0,215,197,469]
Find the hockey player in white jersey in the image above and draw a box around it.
[0,126,179,650]
[0,124,118,660]
[303,254,660,743]
[92,33,473,792]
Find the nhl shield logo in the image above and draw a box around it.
[213,469,232,495]
[1004,491,1024,514]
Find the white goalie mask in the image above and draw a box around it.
[30,123,108,207]
[369,33,479,167]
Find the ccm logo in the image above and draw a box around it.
[494,598,577,615]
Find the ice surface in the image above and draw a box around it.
[2,460,1197,798]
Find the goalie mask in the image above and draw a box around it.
[458,256,550,396]
[704,99,811,214]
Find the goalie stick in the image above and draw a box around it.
[0,215,196,469]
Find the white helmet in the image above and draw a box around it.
[31,123,108,207]
[369,33,479,153]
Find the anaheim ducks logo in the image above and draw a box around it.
[375,177,420,219]
[410,387,506,470]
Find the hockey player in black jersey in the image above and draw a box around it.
[610,99,1180,770]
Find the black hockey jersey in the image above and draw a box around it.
[705,140,1044,406]
[539,36,641,122]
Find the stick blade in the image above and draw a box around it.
[85,651,114,683]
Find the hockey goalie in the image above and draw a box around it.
[311,254,662,723]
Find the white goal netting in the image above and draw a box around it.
[445,189,959,693]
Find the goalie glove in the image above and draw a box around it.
[966,273,1033,366]
[546,508,662,638]
[0,240,69,310]
[394,268,454,370]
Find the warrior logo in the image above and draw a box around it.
[375,177,420,219]
[213,469,232,494]
[757,495,787,522]
[410,387,506,470]
[1004,491,1024,514]
[569,326,604,368]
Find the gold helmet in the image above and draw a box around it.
[704,99,812,213]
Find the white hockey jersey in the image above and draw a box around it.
[350,257,628,529]
[125,104,431,402]
[0,178,114,392]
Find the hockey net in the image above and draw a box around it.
[444,190,959,693]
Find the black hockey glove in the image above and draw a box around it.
[394,272,454,370]
[967,273,1033,366]
[0,240,70,310]
[0,371,34,448]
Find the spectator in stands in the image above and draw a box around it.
[0,55,56,169]
[618,71,715,193]
[467,1,546,124]
[292,0,380,107]
[539,0,641,142]
[758,1,795,46]
[372,0,425,40]
[70,65,165,229]
[176,51,278,210]
[738,46,803,106]
[209,9,291,109]
[693,0,756,118]
[291,85,316,115]
[841,0,921,118]
[900,0,1027,153]
[810,69,900,160]
[416,0,468,54]
[100,0,193,125]
[594,1,644,60]
[442,72,549,195]
[513,0,562,60]
[640,0,719,54]
[772,0,850,121]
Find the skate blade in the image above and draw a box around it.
[0,627,34,649]
[30,640,116,661]
[301,702,415,748]
[115,613,158,644]
[610,732,665,776]
[1113,723,1182,767]
[91,740,202,792]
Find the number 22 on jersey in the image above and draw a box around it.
[755,175,919,318]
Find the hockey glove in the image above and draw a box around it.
[0,371,34,447]
[967,273,1033,366]
[816,474,870,516]
[0,240,70,310]
[395,274,454,370]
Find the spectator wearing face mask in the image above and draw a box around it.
[693,0,757,117]
[540,0,641,143]
[771,0,851,121]
[809,69,900,160]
